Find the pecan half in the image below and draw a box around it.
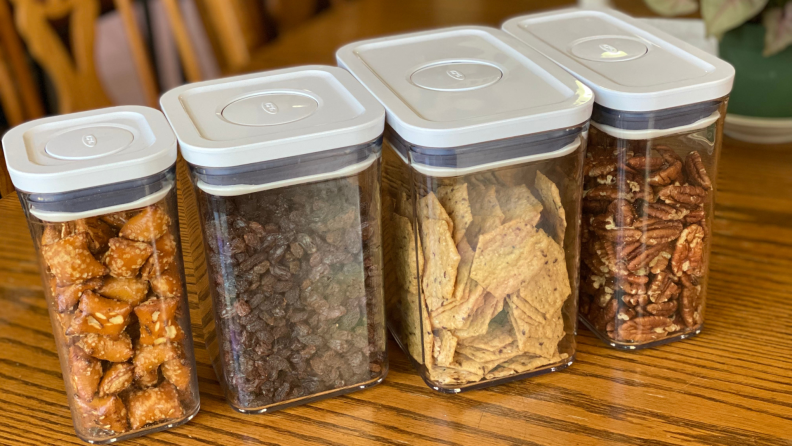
[658,185,708,207]
[655,146,683,163]
[643,202,690,221]
[617,316,673,342]
[647,271,680,303]
[647,160,683,186]
[638,220,684,246]
[685,151,713,190]
[623,293,649,307]
[625,242,673,272]
[584,155,618,177]
[683,208,706,224]
[608,199,637,227]
[626,155,666,172]
[592,298,618,330]
[680,275,703,328]
[671,224,705,277]
[646,301,678,317]
[586,185,634,202]
[617,306,636,321]
[616,273,649,295]
[594,226,642,244]
[591,240,629,276]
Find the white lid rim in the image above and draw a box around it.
[196,152,379,196]
[592,110,720,140]
[29,183,173,223]
[160,65,386,169]
[501,8,735,112]
[2,106,177,194]
[180,128,384,169]
[336,26,595,148]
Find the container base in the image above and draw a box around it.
[579,316,703,351]
[387,323,575,393]
[77,402,201,445]
[228,368,388,415]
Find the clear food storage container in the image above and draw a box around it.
[1,106,200,443]
[504,8,735,349]
[338,27,594,392]
[160,66,387,413]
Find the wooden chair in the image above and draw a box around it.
[162,0,330,81]
[10,0,159,114]
[0,0,160,197]
[0,0,44,197]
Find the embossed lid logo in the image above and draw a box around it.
[447,70,465,81]
[262,102,279,115]
[82,134,97,147]
[599,43,618,54]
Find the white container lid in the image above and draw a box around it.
[336,26,594,149]
[159,65,385,169]
[502,8,735,112]
[2,106,176,194]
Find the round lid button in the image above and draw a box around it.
[410,61,503,92]
[221,93,319,126]
[45,126,134,160]
[569,36,648,62]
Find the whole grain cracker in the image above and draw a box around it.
[518,237,571,316]
[466,184,505,245]
[455,340,521,364]
[400,288,423,363]
[469,220,550,299]
[430,279,486,331]
[457,322,515,351]
[421,292,434,367]
[419,192,454,236]
[485,366,518,380]
[506,292,546,324]
[453,292,504,339]
[434,330,458,366]
[428,365,483,385]
[420,219,461,312]
[452,239,475,302]
[393,215,420,294]
[535,171,567,244]
[497,184,543,225]
[507,299,564,340]
[500,353,568,373]
[437,184,473,244]
[395,191,414,220]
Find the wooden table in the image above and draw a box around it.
[2,1,792,444]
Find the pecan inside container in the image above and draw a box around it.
[581,131,711,345]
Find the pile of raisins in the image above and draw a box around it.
[200,176,386,409]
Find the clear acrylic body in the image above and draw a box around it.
[579,99,728,349]
[191,144,387,413]
[19,167,200,444]
[382,126,586,392]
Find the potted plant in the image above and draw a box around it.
[645,0,792,143]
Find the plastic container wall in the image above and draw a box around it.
[19,168,200,444]
[192,141,387,413]
[382,127,586,392]
[578,99,728,349]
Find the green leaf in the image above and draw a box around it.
[701,0,769,36]
[763,4,792,55]
[644,0,699,16]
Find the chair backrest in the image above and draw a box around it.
[12,0,113,114]
[10,0,159,114]
[0,0,43,197]
[177,0,325,76]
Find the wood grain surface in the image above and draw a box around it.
[1,1,791,445]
